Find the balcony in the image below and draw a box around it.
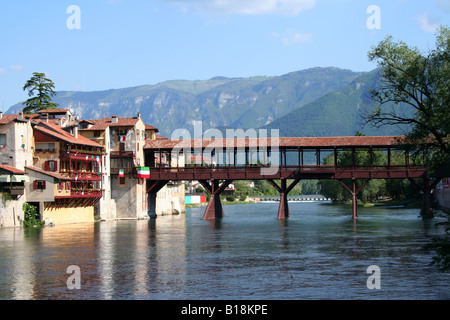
[0,184,25,196]
[60,151,103,162]
[110,167,136,175]
[110,151,134,158]
[69,172,103,181]
[55,189,103,199]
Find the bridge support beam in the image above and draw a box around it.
[408,177,441,217]
[199,179,233,220]
[338,178,370,219]
[146,180,169,218]
[268,178,301,219]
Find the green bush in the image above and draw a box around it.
[23,203,44,228]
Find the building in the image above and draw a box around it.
[0,112,34,228]
[28,121,105,224]
[78,113,176,220]
[0,109,185,228]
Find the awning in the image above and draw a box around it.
[0,175,30,183]
[12,175,29,182]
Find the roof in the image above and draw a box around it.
[0,113,65,126]
[78,116,159,132]
[37,109,70,114]
[145,124,159,131]
[24,166,72,180]
[78,117,139,130]
[34,122,103,148]
[144,136,408,150]
[0,114,20,125]
[0,165,27,175]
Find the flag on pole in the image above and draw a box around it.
[119,169,125,177]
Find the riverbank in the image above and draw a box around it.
[185,199,256,208]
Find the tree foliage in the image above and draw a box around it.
[22,72,59,114]
[364,26,450,176]
[319,144,419,203]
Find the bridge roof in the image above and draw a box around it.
[144,135,407,150]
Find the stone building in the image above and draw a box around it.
[0,109,185,228]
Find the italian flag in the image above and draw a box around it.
[137,167,150,178]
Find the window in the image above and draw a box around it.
[117,129,128,136]
[44,160,58,172]
[33,180,46,190]
[35,142,55,153]
[0,134,6,147]
[119,177,126,185]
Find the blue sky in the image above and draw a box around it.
[0,0,449,111]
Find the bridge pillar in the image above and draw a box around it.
[146,180,169,218]
[408,177,441,217]
[199,179,233,220]
[268,178,300,219]
[338,179,370,219]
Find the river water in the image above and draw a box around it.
[0,201,449,300]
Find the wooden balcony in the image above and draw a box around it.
[55,189,103,198]
[60,151,103,161]
[9,188,25,196]
[110,151,134,158]
[110,167,137,175]
[69,172,103,181]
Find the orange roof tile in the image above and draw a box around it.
[79,116,159,132]
[25,166,71,180]
[37,109,70,114]
[0,114,20,125]
[144,136,408,150]
[0,165,27,175]
[34,122,103,148]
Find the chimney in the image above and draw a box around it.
[137,112,141,119]
[0,111,3,120]
[111,115,118,123]
[41,113,48,123]
[18,111,23,120]
[73,126,78,139]
[58,118,63,126]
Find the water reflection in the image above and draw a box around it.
[0,202,449,299]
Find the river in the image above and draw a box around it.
[0,201,449,300]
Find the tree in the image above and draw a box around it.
[22,72,59,114]
[364,26,450,176]
[364,26,450,272]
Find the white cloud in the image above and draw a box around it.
[415,13,441,33]
[9,65,23,71]
[0,68,4,76]
[169,0,315,16]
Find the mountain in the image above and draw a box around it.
[261,69,412,137]
[6,67,362,137]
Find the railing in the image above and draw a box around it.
[110,167,137,175]
[145,164,427,180]
[60,151,103,161]
[110,151,134,157]
[69,172,103,181]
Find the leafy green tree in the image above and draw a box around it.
[22,72,59,114]
[23,203,44,228]
[364,25,450,176]
[234,180,253,200]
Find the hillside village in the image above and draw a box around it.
[0,108,185,228]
